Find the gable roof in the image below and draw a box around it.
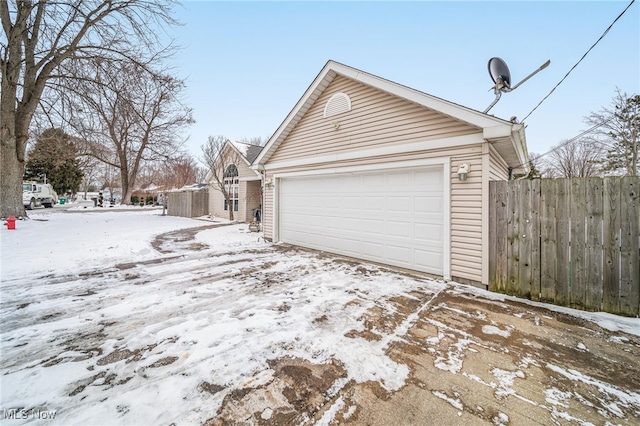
[253,60,528,173]
[205,141,263,182]
[228,141,264,166]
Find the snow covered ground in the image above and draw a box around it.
[1,209,639,425]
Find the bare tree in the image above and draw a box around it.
[202,135,244,221]
[68,59,193,204]
[148,155,198,190]
[541,138,603,178]
[193,165,208,184]
[585,88,639,176]
[0,0,178,217]
[240,136,269,147]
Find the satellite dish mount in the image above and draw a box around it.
[484,57,550,113]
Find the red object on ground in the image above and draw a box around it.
[4,215,16,230]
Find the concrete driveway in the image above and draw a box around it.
[209,265,640,426]
[2,223,638,425]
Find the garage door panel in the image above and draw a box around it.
[387,221,412,238]
[363,219,386,234]
[386,244,412,263]
[342,196,362,210]
[279,166,444,275]
[362,241,385,257]
[415,249,442,270]
[342,217,362,231]
[415,196,444,213]
[362,196,385,210]
[387,197,411,212]
[414,223,442,241]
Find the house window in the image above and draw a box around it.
[224,164,239,212]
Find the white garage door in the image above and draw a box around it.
[278,166,445,275]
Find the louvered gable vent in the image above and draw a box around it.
[323,92,351,118]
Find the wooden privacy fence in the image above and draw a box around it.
[167,190,209,218]
[489,177,639,316]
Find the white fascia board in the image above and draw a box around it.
[484,123,529,172]
[264,133,484,171]
[512,124,529,171]
[483,124,512,140]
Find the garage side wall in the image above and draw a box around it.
[262,76,491,284]
[450,152,483,283]
[489,145,510,181]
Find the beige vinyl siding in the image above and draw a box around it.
[263,184,274,240]
[238,181,248,222]
[450,153,483,283]
[244,181,262,222]
[489,145,510,181]
[269,76,479,163]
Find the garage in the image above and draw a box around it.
[254,61,529,286]
[278,165,446,275]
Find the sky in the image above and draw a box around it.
[167,1,639,162]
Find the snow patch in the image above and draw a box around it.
[482,325,511,338]
[491,368,525,399]
[315,396,345,426]
[432,390,464,411]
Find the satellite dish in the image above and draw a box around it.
[484,57,550,113]
[488,57,511,91]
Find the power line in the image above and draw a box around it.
[518,117,613,171]
[521,0,636,122]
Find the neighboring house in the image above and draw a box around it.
[252,60,529,288]
[206,141,263,222]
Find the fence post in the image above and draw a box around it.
[489,181,508,293]
[603,178,621,313]
[569,178,587,310]
[555,179,571,307]
[540,179,557,303]
[619,176,639,316]
[506,181,520,295]
[585,178,604,311]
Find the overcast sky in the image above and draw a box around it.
[169,1,639,161]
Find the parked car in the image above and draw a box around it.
[22,182,58,209]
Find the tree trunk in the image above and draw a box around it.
[0,133,27,218]
[120,165,131,205]
[225,194,234,221]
